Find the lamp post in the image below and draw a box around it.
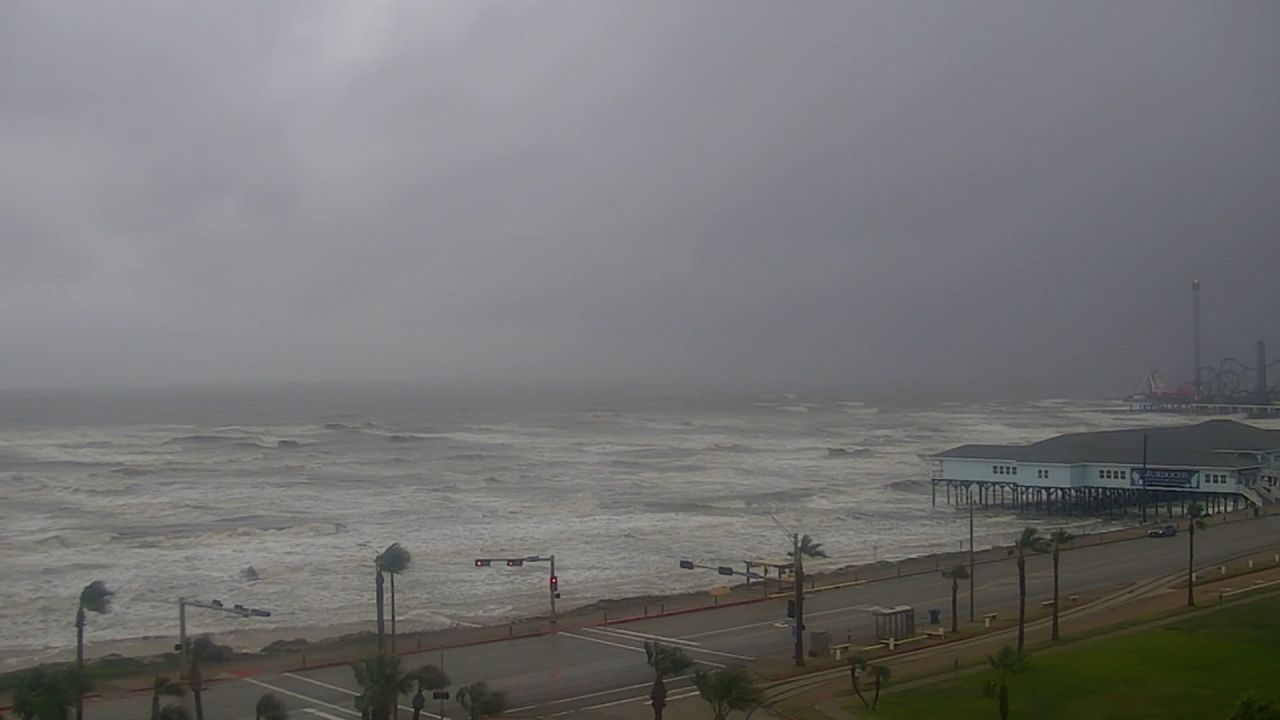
[177,598,271,679]
[475,554,558,626]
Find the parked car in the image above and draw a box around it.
[1147,525,1177,538]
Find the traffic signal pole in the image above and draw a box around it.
[793,532,805,668]
[475,554,558,629]
[549,555,557,625]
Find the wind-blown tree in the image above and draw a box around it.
[1231,695,1280,720]
[1048,529,1075,641]
[74,581,113,720]
[12,669,75,720]
[411,666,450,720]
[941,564,970,633]
[149,675,184,720]
[352,654,414,720]
[644,641,694,720]
[187,636,229,720]
[1013,528,1049,652]
[868,665,891,710]
[158,706,189,720]
[787,534,827,667]
[692,667,763,720]
[255,693,288,720]
[456,682,506,720]
[377,544,412,655]
[1186,503,1208,607]
[982,645,1026,720]
[846,655,869,708]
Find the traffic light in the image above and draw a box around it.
[550,575,558,592]
[679,560,694,570]
[507,559,524,567]
[786,599,796,618]
[475,559,491,567]
[717,566,734,576]
[432,691,450,701]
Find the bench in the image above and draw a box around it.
[830,643,852,660]
[982,612,998,628]
[1069,594,1078,602]
[1041,600,1055,608]
[925,629,946,639]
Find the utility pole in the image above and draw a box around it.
[792,531,805,667]
[968,489,975,623]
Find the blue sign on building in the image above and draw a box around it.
[1129,467,1199,488]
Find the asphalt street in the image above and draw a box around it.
[80,514,1280,719]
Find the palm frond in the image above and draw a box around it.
[377,543,412,574]
[79,581,114,614]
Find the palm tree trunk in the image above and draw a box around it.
[376,569,387,654]
[390,573,397,655]
[950,579,959,633]
[794,551,805,667]
[1051,548,1061,641]
[849,667,868,707]
[650,672,666,720]
[192,686,205,720]
[75,606,85,720]
[1187,523,1196,607]
[1016,556,1027,652]
[151,693,160,720]
[872,677,881,710]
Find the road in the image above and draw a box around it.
[81,515,1280,719]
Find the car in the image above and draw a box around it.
[1147,525,1177,538]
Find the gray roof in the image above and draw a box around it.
[933,420,1280,469]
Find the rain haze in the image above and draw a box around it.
[2,1,1277,397]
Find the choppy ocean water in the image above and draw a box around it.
[0,387,1217,662]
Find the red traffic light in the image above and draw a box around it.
[550,575,559,591]
[506,559,524,567]
[475,559,491,567]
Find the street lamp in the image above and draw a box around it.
[177,597,271,679]
[474,554,559,625]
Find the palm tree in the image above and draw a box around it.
[1186,502,1208,607]
[868,665,890,710]
[845,655,869,708]
[1048,529,1074,641]
[74,581,113,720]
[411,666,450,720]
[644,641,695,720]
[187,636,223,720]
[158,706,189,720]
[12,669,75,720]
[982,645,1026,720]
[941,564,969,633]
[255,693,288,720]
[352,654,415,720]
[1230,695,1280,720]
[456,682,506,720]
[150,675,185,720]
[787,534,827,667]
[377,544,412,655]
[1013,528,1049,652]
[692,667,763,720]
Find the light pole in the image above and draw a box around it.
[475,554,559,626]
[770,515,806,668]
[969,489,975,623]
[177,597,271,679]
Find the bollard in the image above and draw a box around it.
[1221,565,1227,575]
[644,604,648,616]
[1249,560,1254,569]
[888,637,896,650]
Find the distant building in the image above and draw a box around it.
[930,420,1279,516]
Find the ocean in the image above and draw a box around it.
[0,386,1218,665]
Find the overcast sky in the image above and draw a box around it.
[2,1,1277,397]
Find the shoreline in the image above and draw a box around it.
[9,506,1266,680]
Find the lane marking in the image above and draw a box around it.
[560,631,726,668]
[281,672,443,720]
[303,710,348,720]
[545,687,703,717]
[507,677,694,713]
[584,627,752,659]
[589,626,703,647]
[241,677,359,717]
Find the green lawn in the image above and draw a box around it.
[862,595,1280,720]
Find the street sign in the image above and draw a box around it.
[679,560,695,570]
[717,566,734,576]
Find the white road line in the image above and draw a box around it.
[281,672,443,720]
[560,631,726,668]
[681,603,872,639]
[545,687,703,717]
[587,626,703,647]
[241,677,359,717]
[303,710,348,720]
[584,627,752,660]
[507,678,694,713]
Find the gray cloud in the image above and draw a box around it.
[2,1,1277,396]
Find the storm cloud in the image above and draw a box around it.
[2,1,1277,396]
